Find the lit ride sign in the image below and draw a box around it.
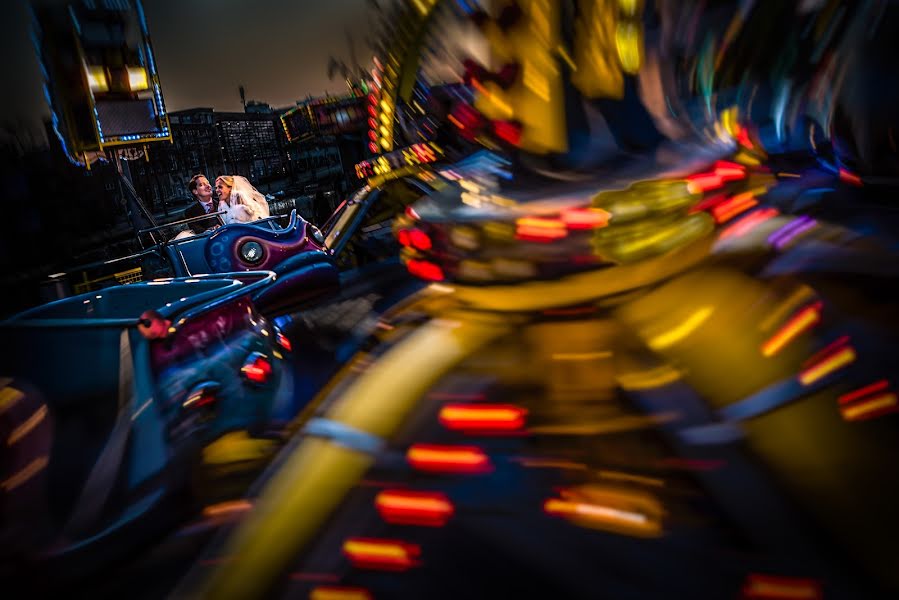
[355,142,442,180]
[33,0,171,164]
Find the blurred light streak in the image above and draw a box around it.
[617,365,682,390]
[516,216,566,230]
[838,380,897,422]
[438,404,527,433]
[241,354,272,384]
[543,486,663,537]
[515,216,569,241]
[493,120,522,145]
[686,172,725,194]
[471,79,514,118]
[761,302,823,357]
[514,457,588,470]
[461,191,483,207]
[342,537,421,571]
[2,456,49,491]
[202,500,253,518]
[555,44,576,70]
[615,21,642,73]
[618,0,638,16]
[407,260,445,281]
[712,191,759,223]
[733,150,762,166]
[799,337,856,386]
[840,392,898,422]
[838,167,863,186]
[714,12,748,70]
[489,194,517,208]
[598,470,665,487]
[759,287,816,332]
[741,574,822,599]
[734,125,754,149]
[773,83,791,143]
[406,444,493,474]
[5,405,47,446]
[719,207,780,240]
[375,489,454,527]
[544,497,647,526]
[309,586,372,600]
[454,0,476,15]
[838,380,890,405]
[720,107,740,138]
[689,192,729,214]
[803,335,850,367]
[0,386,24,413]
[183,387,217,409]
[714,160,748,178]
[768,217,818,249]
[447,114,465,130]
[275,332,292,352]
[411,0,434,17]
[560,207,611,229]
[428,284,455,295]
[408,229,432,251]
[647,306,715,350]
[522,61,552,102]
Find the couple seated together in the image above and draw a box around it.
[180,174,270,237]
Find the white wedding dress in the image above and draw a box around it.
[219,176,271,225]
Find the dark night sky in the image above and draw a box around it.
[1,0,371,134]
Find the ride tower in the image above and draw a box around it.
[31,0,172,246]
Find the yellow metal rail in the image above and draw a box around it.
[72,267,143,295]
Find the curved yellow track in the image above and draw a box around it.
[449,234,713,312]
[195,312,512,599]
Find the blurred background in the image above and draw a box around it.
[2,1,899,598]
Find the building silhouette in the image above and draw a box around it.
[127,107,288,215]
[0,88,376,312]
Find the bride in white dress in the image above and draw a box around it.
[214,175,271,225]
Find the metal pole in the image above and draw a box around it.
[115,150,159,248]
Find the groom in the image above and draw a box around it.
[184,173,221,234]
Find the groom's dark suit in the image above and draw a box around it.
[184,199,220,234]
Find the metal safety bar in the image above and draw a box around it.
[138,211,227,235]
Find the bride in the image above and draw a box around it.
[214,175,271,224]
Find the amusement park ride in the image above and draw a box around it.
[0,0,453,570]
[6,1,899,598]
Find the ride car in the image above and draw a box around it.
[0,271,292,576]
